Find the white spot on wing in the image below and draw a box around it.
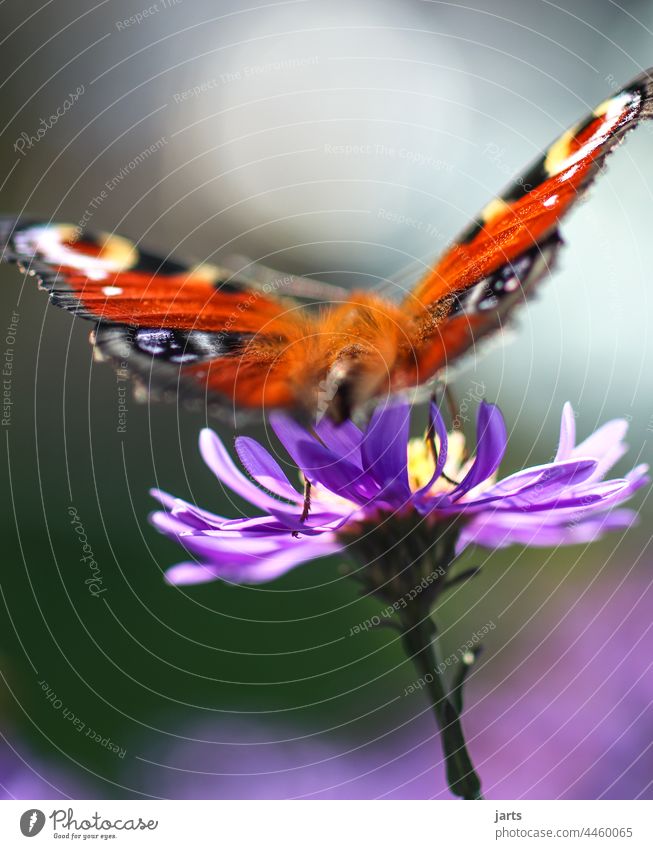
[14,225,134,281]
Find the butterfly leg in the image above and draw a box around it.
[292,479,312,538]
[426,389,460,486]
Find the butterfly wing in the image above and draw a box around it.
[401,69,653,382]
[4,70,652,421]
[0,219,313,419]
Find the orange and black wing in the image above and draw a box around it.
[402,69,653,381]
[0,219,312,419]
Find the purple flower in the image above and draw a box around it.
[150,402,648,586]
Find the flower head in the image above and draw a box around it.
[150,402,648,586]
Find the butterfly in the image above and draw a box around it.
[2,70,652,423]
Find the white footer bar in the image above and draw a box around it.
[0,800,650,847]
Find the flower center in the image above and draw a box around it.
[407,431,467,493]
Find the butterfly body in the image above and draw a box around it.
[2,70,652,422]
[189,292,416,421]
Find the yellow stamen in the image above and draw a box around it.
[407,432,467,494]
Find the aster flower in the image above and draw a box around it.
[150,402,646,588]
[149,400,648,800]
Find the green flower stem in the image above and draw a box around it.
[401,617,483,800]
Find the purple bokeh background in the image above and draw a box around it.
[124,574,653,799]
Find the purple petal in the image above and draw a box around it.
[217,511,355,534]
[168,506,220,531]
[415,402,449,499]
[265,505,355,534]
[626,464,650,489]
[269,413,320,463]
[495,479,631,514]
[216,515,291,532]
[150,510,195,536]
[271,412,377,503]
[199,428,287,512]
[451,402,507,500]
[573,418,629,461]
[175,532,292,559]
[294,441,379,502]
[586,442,629,482]
[150,488,178,510]
[165,562,228,585]
[555,402,576,461]
[555,408,632,481]
[217,538,343,583]
[150,489,223,533]
[270,414,356,485]
[480,458,598,502]
[315,417,364,468]
[460,506,638,551]
[168,497,230,529]
[165,539,343,586]
[235,436,302,502]
[360,401,412,501]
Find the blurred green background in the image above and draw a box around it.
[0,0,652,798]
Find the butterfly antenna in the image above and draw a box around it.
[292,479,312,538]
